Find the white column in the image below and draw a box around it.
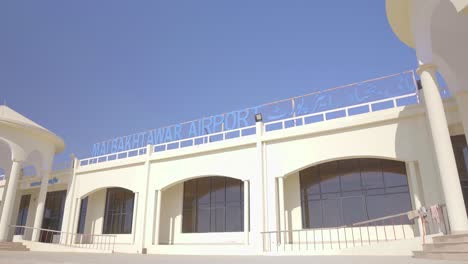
[131,192,139,244]
[406,161,425,236]
[418,64,468,232]
[243,180,250,245]
[0,160,22,241]
[252,120,266,251]
[62,156,79,244]
[277,177,286,243]
[153,190,162,245]
[0,167,11,224]
[140,145,153,252]
[32,170,50,241]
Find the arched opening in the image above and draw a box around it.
[0,138,12,179]
[299,158,412,228]
[158,176,245,245]
[103,188,135,234]
[77,187,135,237]
[182,176,244,233]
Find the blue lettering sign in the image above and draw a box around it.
[90,71,417,157]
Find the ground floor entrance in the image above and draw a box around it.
[38,190,66,243]
[451,135,468,215]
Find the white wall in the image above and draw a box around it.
[284,172,302,231]
[54,99,468,255]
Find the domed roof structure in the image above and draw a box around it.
[0,105,65,153]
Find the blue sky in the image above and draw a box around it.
[0,0,417,163]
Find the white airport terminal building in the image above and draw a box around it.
[1,0,468,260]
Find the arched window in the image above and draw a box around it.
[103,188,135,234]
[182,177,244,233]
[300,158,412,228]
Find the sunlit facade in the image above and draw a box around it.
[0,0,468,258]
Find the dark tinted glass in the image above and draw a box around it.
[182,176,244,233]
[451,135,468,215]
[300,158,412,228]
[320,162,340,193]
[77,197,88,234]
[15,194,31,235]
[103,188,134,234]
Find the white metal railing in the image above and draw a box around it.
[79,146,147,166]
[77,92,416,167]
[261,204,449,252]
[78,71,421,167]
[79,125,257,167]
[153,124,256,153]
[10,225,116,252]
[263,92,418,132]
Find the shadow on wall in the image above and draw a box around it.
[159,183,181,245]
[394,93,444,208]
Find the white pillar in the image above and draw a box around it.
[252,120,266,251]
[32,170,50,241]
[0,160,22,241]
[277,177,286,243]
[243,180,250,245]
[418,64,468,232]
[0,167,11,224]
[406,161,425,236]
[153,190,162,245]
[140,145,153,252]
[62,156,79,244]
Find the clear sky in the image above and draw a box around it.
[0,0,417,163]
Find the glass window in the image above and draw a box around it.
[77,197,88,234]
[182,176,243,233]
[450,135,468,215]
[300,158,412,228]
[340,159,361,192]
[103,188,134,234]
[15,194,31,235]
[40,190,67,243]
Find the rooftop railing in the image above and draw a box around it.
[79,146,148,166]
[78,70,450,167]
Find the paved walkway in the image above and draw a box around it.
[0,252,466,264]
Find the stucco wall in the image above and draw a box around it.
[38,98,468,254]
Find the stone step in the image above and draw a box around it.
[0,242,24,245]
[0,242,29,251]
[0,247,29,251]
[433,234,468,243]
[414,251,468,261]
[0,245,28,248]
[424,241,468,252]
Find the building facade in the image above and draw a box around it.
[1,0,468,256]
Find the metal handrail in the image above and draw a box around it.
[153,124,257,152]
[261,204,449,252]
[79,146,147,166]
[9,225,116,252]
[351,211,411,227]
[79,124,257,167]
[78,70,419,167]
[263,92,418,132]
